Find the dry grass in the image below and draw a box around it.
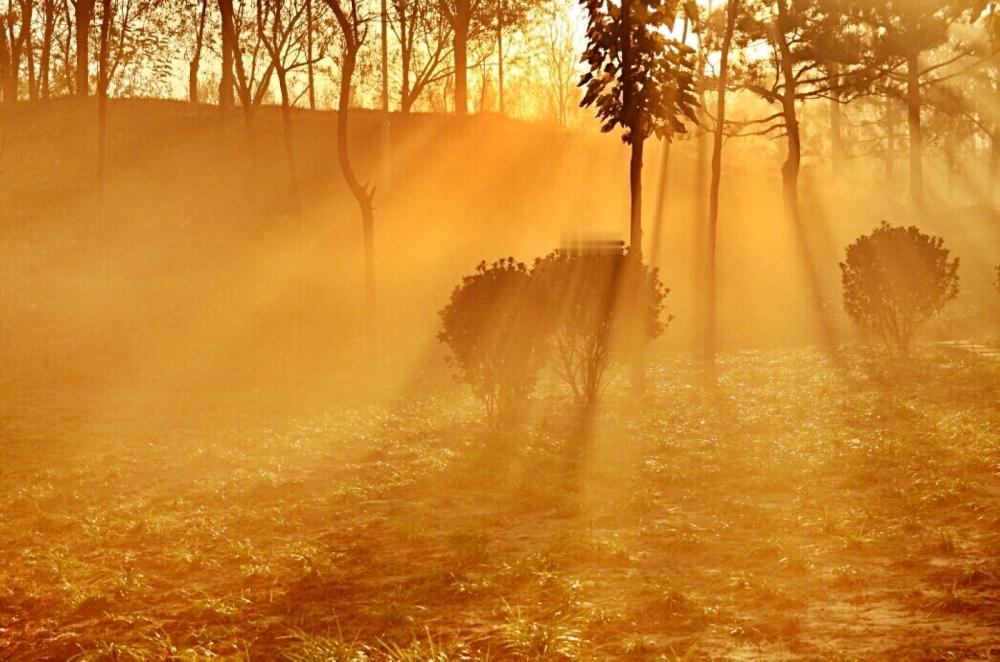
[1,346,998,660]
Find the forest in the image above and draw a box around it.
[1,0,999,659]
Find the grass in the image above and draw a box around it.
[1,346,998,659]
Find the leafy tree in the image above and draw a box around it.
[438,258,552,424]
[840,222,960,354]
[532,249,667,404]
[578,0,698,263]
[859,0,983,209]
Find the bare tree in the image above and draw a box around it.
[323,0,377,352]
[391,0,451,112]
[0,0,35,104]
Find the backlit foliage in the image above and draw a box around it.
[840,222,960,354]
[438,258,552,424]
[533,250,667,403]
[578,0,699,144]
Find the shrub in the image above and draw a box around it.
[839,222,959,355]
[438,258,552,424]
[532,249,668,404]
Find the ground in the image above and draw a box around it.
[1,346,998,660]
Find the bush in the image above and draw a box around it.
[532,249,668,404]
[438,258,552,424]
[839,222,959,355]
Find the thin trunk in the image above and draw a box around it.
[884,97,896,182]
[630,138,643,258]
[496,19,503,114]
[399,6,411,111]
[828,62,843,174]
[190,0,207,103]
[775,0,800,220]
[906,51,925,210]
[75,0,94,97]
[306,0,315,110]
[278,68,296,179]
[26,28,36,101]
[0,24,12,104]
[97,0,111,184]
[218,0,235,110]
[453,19,467,114]
[706,0,736,356]
[39,0,55,99]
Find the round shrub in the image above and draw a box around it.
[532,250,668,404]
[839,222,959,355]
[438,258,552,424]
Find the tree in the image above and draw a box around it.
[323,0,378,353]
[840,222,960,355]
[533,248,668,404]
[256,0,317,178]
[0,0,34,104]
[438,258,551,424]
[706,0,737,356]
[189,0,209,102]
[578,0,698,264]
[486,0,531,113]
[730,0,865,218]
[74,0,96,96]
[861,0,982,210]
[390,0,451,112]
[438,0,488,114]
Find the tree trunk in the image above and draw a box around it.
[189,0,207,103]
[39,0,55,99]
[75,0,95,97]
[497,20,504,114]
[453,22,468,114]
[306,0,315,110]
[828,62,843,175]
[775,0,800,220]
[706,0,736,356]
[884,97,896,182]
[277,68,296,180]
[97,0,111,185]
[218,0,236,110]
[906,51,925,210]
[26,28,37,101]
[336,41,377,356]
[629,138,644,259]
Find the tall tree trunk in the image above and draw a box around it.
[189,0,207,103]
[75,0,95,97]
[706,0,736,357]
[496,19,504,114]
[0,27,13,105]
[775,0,800,220]
[828,61,843,175]
[26,29,37,101]
[453,20,468,114]
[629,138,644,259]
[306,0,315,110]
[884,96,896,182]
[39,0,55,99]
[906,51,925,210]
[277,68,296,180]
[333,33,377,355]
[97,0,111,184]
[218,0,236,110]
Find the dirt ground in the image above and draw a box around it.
[1,346,999,660]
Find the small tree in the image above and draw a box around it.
[438,258,552,424]
[532,249,668,404]
[840,222,960,355]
